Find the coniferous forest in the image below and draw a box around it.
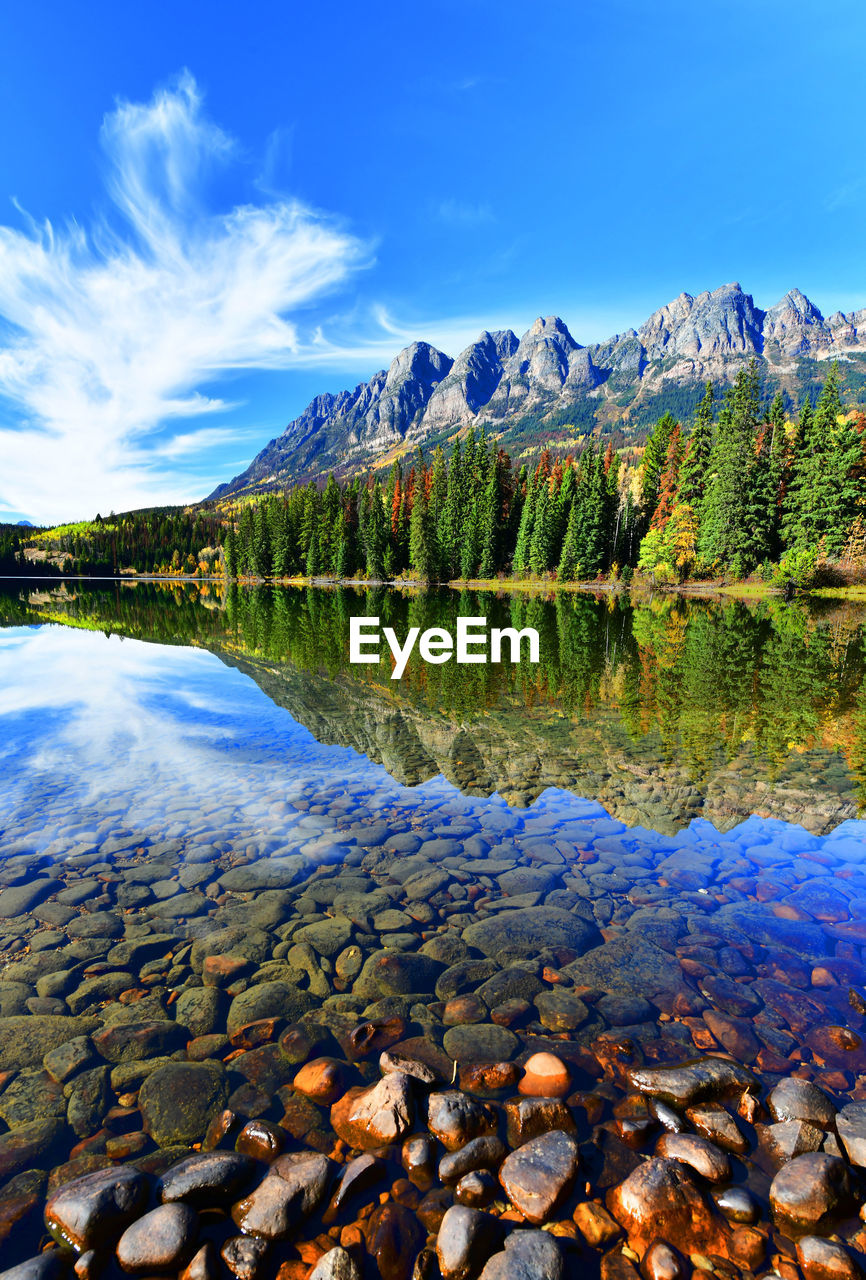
[14,361,866,588]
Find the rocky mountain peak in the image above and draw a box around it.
[210,282,866,500]
[763,289,831,356]
[384,341,452,393]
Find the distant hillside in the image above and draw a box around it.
[211,283,866,499]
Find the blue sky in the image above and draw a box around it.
[1,0,865,523]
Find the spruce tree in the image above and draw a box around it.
[477,461,501,579]
[640,411,679,522]
[558,499,581,580]
[224,524,237,580]
[698,362,761,572]
[529,476,554,574]
[365,482,387,580]
[429,446,448,579]
[441,439,463,579]
[409,453,435,580]
[678,383,714,508]
[782,364,861,556]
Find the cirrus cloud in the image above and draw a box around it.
[0,73,370,523]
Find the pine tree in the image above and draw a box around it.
[477,460,501,578]
[224,523,237,579]
[678,383,714,508]
[409,453,435,580]
[429,446,448,579]
[441,438,463,579]
[529,476,554,574]
[698,362,761,572]
[557,499,581,580]
[640,411,679,522]
[782,364,862,556]
[365,482,387,579]
[305,528,320,577]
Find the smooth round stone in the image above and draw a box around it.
[655,1133,730,1183]
[714,1186,759,1224]
[158,1152,255,1205]
[116,1202,198,1273]
[767,1078,837,1128]
[45,1165,148,1251]
[770,1153,853,1229]
[455,1170,498,1207]
[518,1053,570,1098]
[443,1024,519,1064]
[139,1061,229,1147]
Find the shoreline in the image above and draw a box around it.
[6,570,866,603]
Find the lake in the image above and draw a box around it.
[2,578,866,1275]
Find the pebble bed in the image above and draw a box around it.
[2,629,866,1280]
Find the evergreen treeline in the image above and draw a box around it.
[29,510,225,576]
[224,364,865,585]
[638,363,865,583]
[17,362,866,585]
[224,426,640,583]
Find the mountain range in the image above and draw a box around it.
[211,283,866,499]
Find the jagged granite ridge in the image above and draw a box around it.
[211,283,866,498]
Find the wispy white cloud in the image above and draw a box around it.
[0,73,369,523]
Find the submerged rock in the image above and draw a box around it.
[770,1153,853,1230]
[45,1165,148,1251]
[116,1203,198,1273]
[498,1129,579,1223]
[139,1061,229,1147]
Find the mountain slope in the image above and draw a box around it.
[211,283,866,499]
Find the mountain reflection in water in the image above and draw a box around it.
[2,578,865,835]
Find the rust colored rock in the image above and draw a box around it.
[229,1019,281,1050]
[342,1018,407,1060]
[518,1053,571,1099]
[202,1107,237,1151]
[365,1201,425,1280]
[730,1226,768,1272]
[491,1000,531,1028]
[573,1201,621,1247]
[330,1074,414,1150]
[655,1133,730,1183]
[613,1095,656,1149]
[641,1240,684,1280]
[427,1092,498,1152]
[324,1152,385,1222]
[770,1154,853,1231]
[460,1062,520,1094]
[443,996,488,1026]
[180,1242,220,1280]
[235,1118,285,1161]
[402,1135,437,1190]
[294,1058,348,1105]
[203,955,249,988]
[686,1102,747,1154]
[797,1234,866,1280]
[607,1157,731,1261]
[505,1096,576,1148]
[498,1130,580,1224]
